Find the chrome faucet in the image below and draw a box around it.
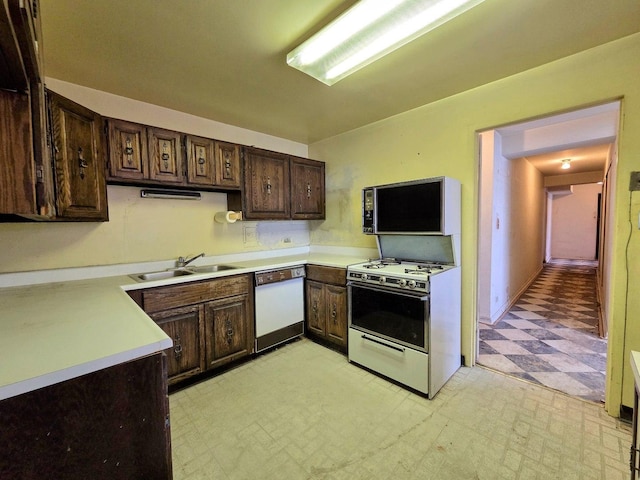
[177,252,205,268]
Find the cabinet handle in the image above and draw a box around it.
[174,334,183,359]
[161,141,170,169]
[312,301,318,320]
[225,317,234,345]
[78,147,88,179]
[124,138,134,165]
[266,176,272,195]
[306,182,311,198]
[331,303,337,322]
[197,146,206,173]
[224,155,231,175]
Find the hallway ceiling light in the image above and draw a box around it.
[561,159,571,170]
[286,0,486,86]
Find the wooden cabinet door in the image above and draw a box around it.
[325,284,347,346]
[107,119,148,181]
[0,90,36,215]
[148,127,183,184]
[204,294,251,370]
[242,147,290,219]
[306,280,326,337]
[291,157,325,219]
[0,353,172,479]
[185,134,215,186]
[151,304,204,384]
[48,91,108,221]
[6,0,42,84]
[215,141,241,188]
[0,0,43,91]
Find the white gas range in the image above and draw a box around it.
[347,258,455,294]
[347,235,461,399]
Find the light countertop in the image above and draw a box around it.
[0,251,368,401]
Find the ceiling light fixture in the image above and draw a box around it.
[287,0,486,86]
[561,159,571,170]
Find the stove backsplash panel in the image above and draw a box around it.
[377,235,456,265]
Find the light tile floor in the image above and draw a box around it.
[170,338,630,480]
[478,262,607,403]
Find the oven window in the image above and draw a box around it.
[349,285,428,350]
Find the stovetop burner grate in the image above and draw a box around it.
[362,257,400,269]
[404,264,445,275]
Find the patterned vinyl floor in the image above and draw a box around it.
[171,338,630,479]
[478,261,607,403]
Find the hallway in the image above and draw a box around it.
[478,261,606,403]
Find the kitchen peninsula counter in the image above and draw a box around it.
[0,250,368,401]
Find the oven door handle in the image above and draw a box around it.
[361,334,405,353]
[347,282,429,301]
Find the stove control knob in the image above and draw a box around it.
[407,280,417,289]
[398,279,407,287]
[361,273,368,281]
[379,276,386,284]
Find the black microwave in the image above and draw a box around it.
[362,177,460,235]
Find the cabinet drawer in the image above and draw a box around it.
[306,265,346,286]
[143,274,250,313]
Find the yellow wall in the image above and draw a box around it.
[309,33,640,414]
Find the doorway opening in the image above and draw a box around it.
[475,101,620,404]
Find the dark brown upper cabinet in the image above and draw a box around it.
[214,141,241,189]
[107,119,183,185]
[2,2,109,223]
[107,119,242,192]
[234,147,291,220]
[228,147,325,221]
[290,156,325,220]
[0,0,58,222]
[185,136,241,189]
[148,127,183,184]
[0,0,42,92]
[48,91,109,221]
[0,90,37,217]
[185,134,215,186]
[107,119,148,181]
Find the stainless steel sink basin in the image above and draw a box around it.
[187,264,237,273]
[131,264,238,282]
[132,269,194,282]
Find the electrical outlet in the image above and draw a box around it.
[243,226,258,245]
[630,171,640,191]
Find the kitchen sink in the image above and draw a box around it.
[187,264,237,273]
[131,264,238,282]
[131,269,194,282]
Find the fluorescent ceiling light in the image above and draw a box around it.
[287,0,486,86]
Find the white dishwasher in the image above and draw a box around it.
[254,265,306,352]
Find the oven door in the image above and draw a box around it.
[348,283,429,352]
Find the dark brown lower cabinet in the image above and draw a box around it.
[151,304,204,384]
[0,353,172,480]
[305,265,348,350]
[134,274,255,386]
[204,295,251,369]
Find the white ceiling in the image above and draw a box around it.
[496,102,619,178]
[523,144,611,177]
[40,0,640,144]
